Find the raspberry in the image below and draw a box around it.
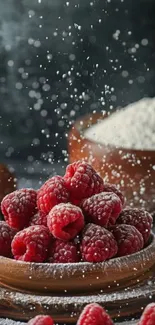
[64,161,104,201]
[110,224,144,257]
[37,176,69,214]
[0,221,16,257]
[48,239,79,263]
[29,211,47,227]
[47,203,85,241]
[77,303,114,325]
[80,223,118,263]
[28,315,54,325]
[81,192,122,227]
[117,208,153,244]
[103,183,125,206]
[11,225,51,262]
[1,189,37,230]
[139,303,155,325]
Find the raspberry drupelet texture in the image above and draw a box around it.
[64,161,104,201]
[28,315,54,325]
[110,224,144,257]
[29,211,47,227]
[138,303,155,325]
[81,192,122,227]
[37,176,70,214]
[47,203,85,241]
[80,223,118,263]
[1,189,37,230]
[11,225,51,262]
[103,183,125,206]
[117,207,153,244]
[48,239,80,263]
[0,221,16,257]
[77,303,114,325]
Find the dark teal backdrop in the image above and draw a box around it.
[0,0,154,161]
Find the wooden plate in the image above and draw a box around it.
[0,276,154,323]
[0,234,154,294]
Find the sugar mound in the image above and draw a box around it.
[85,98,155,150]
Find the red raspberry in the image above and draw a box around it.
[103,183,125,206]
[48,239,79,263]
[28,315,54,325]
[117,208,153,244]
[29,211,47,227]
[0,221,16,257]
[37,176,69,214]
[1,189,37,230]
[80,223,118,263]
[77,303,114,325]
[47,203,85,241]
[138,303,155,325]
[110,224,144,257]
[11,225,51,262]
[64,161,104,201]
[81,192,122,227]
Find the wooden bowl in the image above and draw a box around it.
[0,235,154,322]
[0,164,16,204]
[0,234,154,294]
[68,113,155,212]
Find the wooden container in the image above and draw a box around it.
[0,164,16,204]
[0,234,155,293]
[0,235,154,322]
[68,113,155,212]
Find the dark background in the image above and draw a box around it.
[0,0,155,164]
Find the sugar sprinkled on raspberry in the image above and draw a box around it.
[28,315,54,325]
[103,183,125,206]
[117,207,153,244]
[0,221,16,257]
[81,192,122,227]
[138,303,155,325]
[37,176,70,214]
[110,224,144,257]
[1,189,37,230]
[47,203,85,241]
[29,211,47,227]
[80,223,118,263]
[64,161,104,201]
[11,225,51,262]
[77,303,114,325]
[48,239,80,263]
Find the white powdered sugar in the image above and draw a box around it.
[0,320,24,325]
[0,319,137,325]
[85,97,155,150]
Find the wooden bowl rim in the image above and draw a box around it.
[0,234,154,294]
[0,233,154,274]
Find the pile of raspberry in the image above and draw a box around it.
[25,301,155,324]
[0,160,153,264]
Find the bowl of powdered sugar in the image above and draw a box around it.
[68,97,155,212]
